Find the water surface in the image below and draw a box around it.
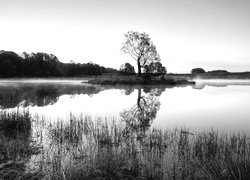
[1,79,250,135]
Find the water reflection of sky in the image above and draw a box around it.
[29,90,137,120]
[1,79,250,135]
[155,85,250,134]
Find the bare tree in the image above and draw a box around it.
[121,31,160,76]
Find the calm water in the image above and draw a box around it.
[1,78,250,135]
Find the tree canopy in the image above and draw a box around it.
[143,62,166,74]
[119,62,135,75]
[191,68,206,74]
[121,31,161,76]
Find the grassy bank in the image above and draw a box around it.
[0,112,250,179]
[87,74,195,86]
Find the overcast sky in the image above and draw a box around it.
[1,0,250,73]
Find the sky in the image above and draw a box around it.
[1,0,250,73]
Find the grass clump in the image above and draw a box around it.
[0,110,31,138]
[0,110,42,180]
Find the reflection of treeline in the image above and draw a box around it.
[0,84,103,109]
[0,50,117,77]
[0,84,168,110]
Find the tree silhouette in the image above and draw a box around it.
[0,51,20,77]
[121,31,161,76]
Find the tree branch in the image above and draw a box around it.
[128,51,137,61]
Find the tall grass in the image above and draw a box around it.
[0,110,42,180]
[0,110,31,138]
[1,112,250,179]
[194,131,250,179]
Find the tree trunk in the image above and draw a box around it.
[137,60,142,76]
[137,88,141,107]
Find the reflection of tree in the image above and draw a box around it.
[120,88,163,139]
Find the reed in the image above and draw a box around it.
[0,110,42,180]
[1,112,250,179]
[0,110,32,138]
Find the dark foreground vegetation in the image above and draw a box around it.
[0,111,41,179]
[0,50,117,78]
[1,111,250,180]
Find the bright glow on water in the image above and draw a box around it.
[1,79,250,135]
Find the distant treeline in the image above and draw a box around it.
[191,68,229,74]
[0,50,117,77]
[189,67,250,79]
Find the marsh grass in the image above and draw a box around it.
[1,112,250,179]
[0,110,42,180]
[0,110,31,138]
[193,131,250,179]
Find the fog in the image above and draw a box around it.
[193,79,250,89]
[0,78,89,84]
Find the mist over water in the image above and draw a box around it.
[1,79,250,135]
[194,79,250,86]
[0,78,89,84]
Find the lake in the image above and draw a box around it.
[1,78,250,135]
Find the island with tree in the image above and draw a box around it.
[87,31,195,86]
[1,31,247,84]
